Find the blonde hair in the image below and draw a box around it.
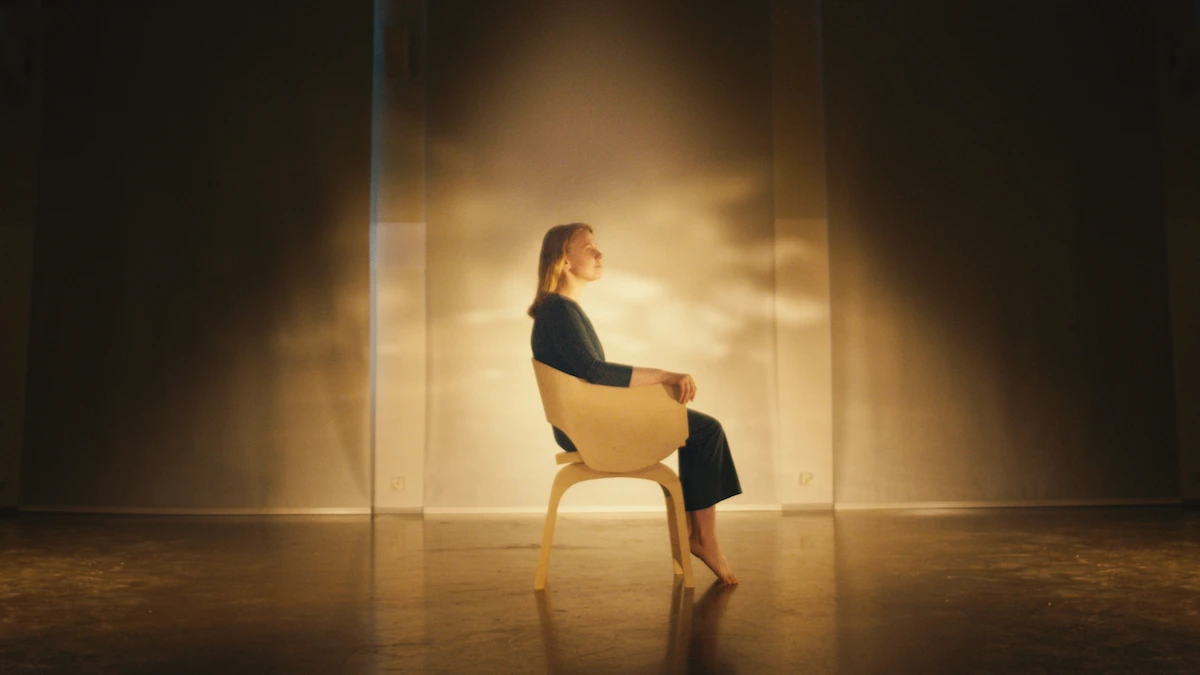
[527,223,593,318]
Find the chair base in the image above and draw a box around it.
[534,461,695,590]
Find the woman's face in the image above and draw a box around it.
[564,229,603,282]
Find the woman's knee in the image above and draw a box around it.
[686,409,723,439]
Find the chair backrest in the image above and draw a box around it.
[532,359,689,473]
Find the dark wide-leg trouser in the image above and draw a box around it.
[678,409,742,511]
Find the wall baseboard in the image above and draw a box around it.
[722,503,783,512]
[422,503,782,515]
[782,503,834,512]
[16,498,1180,517]
[19,505,372,516]
[372,506,424,515]
[834,497,1182,511]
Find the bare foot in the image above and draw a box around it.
[689,535,739,585]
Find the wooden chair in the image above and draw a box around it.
[531,359,694,589]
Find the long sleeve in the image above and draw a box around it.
[532,295,632,387]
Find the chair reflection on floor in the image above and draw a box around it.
[535,579,737,674]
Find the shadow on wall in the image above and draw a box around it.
[21,4,373,509]
[825,0,1177,503]
[421,0,785,509]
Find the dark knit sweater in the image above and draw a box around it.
[531,293,633,451]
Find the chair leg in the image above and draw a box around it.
[534,487,563,590]
[536,462,693,589]
[664,479,694,588]
[662,485,684,576]
[535,466,583,590]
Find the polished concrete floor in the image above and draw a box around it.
[2,507,1199,674]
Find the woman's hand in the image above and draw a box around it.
[663,372,697,405]
[629,367,698,404]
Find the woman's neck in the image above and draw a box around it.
[555,276,586,303]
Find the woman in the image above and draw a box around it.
[528,222,741,585]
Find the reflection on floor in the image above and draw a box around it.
[2,508,1199,673]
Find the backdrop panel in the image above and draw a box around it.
[21,1,373,510]
[424,0,780,509]
[824,0,1177,504]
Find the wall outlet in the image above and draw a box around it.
[390,477,406,491]
[799,472,814,486]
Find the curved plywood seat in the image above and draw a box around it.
[532,359,688,473]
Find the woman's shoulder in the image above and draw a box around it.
[533,294,584,329]
[539,293,580,314]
